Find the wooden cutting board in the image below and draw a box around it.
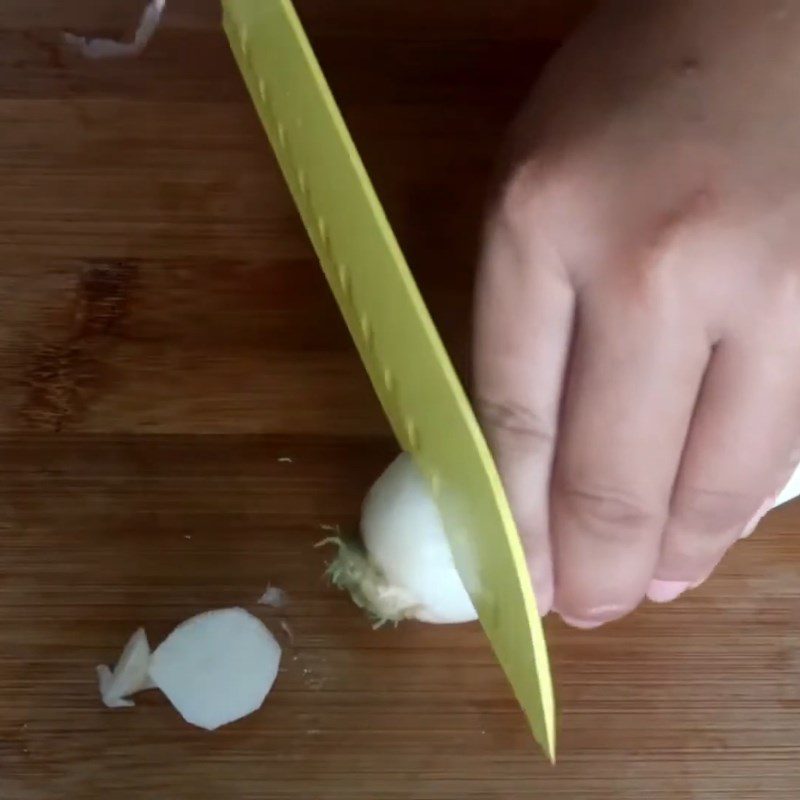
[0,1,798,798]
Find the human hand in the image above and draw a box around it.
[475,0,800,627]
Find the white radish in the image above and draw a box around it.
[325,453,477,625]
[96,627,152,709]
[148,607,281,731]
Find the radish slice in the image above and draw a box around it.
[148,608,281,731]
[63,0,165,59]
[138,674,158,691]
[96,627,152,708]
[257,585,288,608]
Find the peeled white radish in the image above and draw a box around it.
[148,607,281,731]
[96,627,152,708]
[325,453,477,625]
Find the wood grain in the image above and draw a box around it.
[0,1,798,798]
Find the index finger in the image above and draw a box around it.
[474,182,575,616]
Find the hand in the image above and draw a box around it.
[475,0,800,627]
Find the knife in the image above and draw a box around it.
[223,0,555,759]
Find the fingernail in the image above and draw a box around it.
[646,579,691,603]
[739,497,775,540]
[558,604,626,629]
[536,591,553,618]
[529,571,554,618]
[689,571,712,590]
[559,614,605,630]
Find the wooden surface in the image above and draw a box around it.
[1,1,799,798]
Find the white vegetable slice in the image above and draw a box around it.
[138,673,158,691]
[149,607,281,731]
[257,585,288,608]
[96,627,152,708]
[64,0,165,59]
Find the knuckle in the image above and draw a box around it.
[658,538,722,574]
[616,189,717,293]
[670,486,760,537]
[656,529,731,579]
[554,478,662,543]
[644,188,715,258]
[493,158,553,230]
[476,398,555,449]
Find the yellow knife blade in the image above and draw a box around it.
[223,0,555,759]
